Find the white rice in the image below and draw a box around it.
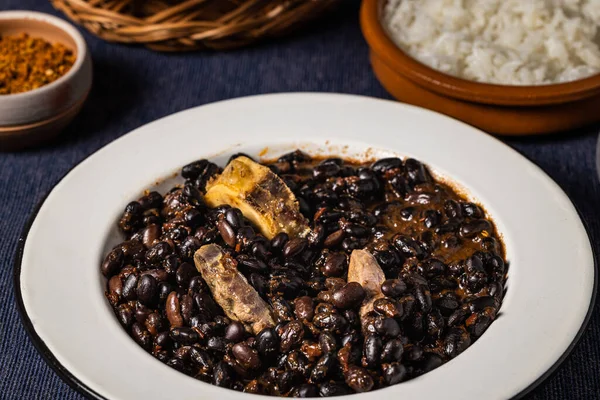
[382,0,600,85]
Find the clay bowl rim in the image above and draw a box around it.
[360,0,600,107]
[0,10,87,101]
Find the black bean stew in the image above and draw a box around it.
[102,150,506,396]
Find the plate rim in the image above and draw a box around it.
[12,92,598,400]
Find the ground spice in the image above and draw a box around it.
[0,33,76,95]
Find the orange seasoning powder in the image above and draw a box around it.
[0,33,76,95]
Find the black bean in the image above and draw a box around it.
[154,331,171,349]
[166,357,185,372]
[169,327,199,345]
[310,353,336,383]
[374,317,401,338]
[224,208,244,229]
[139,191,163,210]
[278,150,310,164]
[403,344,423,362]
[116,303,134,328]
[469,296,496,313]
[166,291,183,328]
[426,309,445,339]
[488,282,504,299]
[373,298,403,319]
[423,210,441,228]
[381,279,407,297]
[207,336,227,353]
[343,223,369,238]
[321,252,346,277]
[125,201,143,215]
[101,248,124,277]
[134,305,151,325]
[131,322,152,350]
[145,241,171,264]
[405,312,425,341]
[363,334,383,368]
[313,312,348,333]
[313,162,341,179]
[420,258,446,277]
[392,234,426,260]
[178,236,201,258]
[341,237,368,252]
[381,338,404,363]
[271,232,289,251]
[232,342,261,370]
[175,262,197,287]
[120,240,145,259]
[399,294,416,319]
[188,275,204,293]
[344,366,374,393]
[270,274,304,299]
[322,229,343,248]
[157,282,172,302]
[256,327,280,358]
[292,383,319,398]
[224,321,245,342]
[122,274,138,301]
[319,382,351,397]
[216,219,236,247]
[298,196,312,218]
[467,313,493,337]
[306,224,325,247]
[180,294,195,324]
[436,294,460,315]
[136,274,157,306]
[107,276,123,304]
[349,179,378,199]
[250,273,268,298]
[212,361,234,388]
[237,255,268,274]
[374,249,402,270]
[444,327,471,358]
[182,159,209,180]
[318,332,338,354]
[383,362,407,385]
[251,241,270,260]
[182,184,203,205]
[283,238,308,258]
[280,321,305,352]
[372,157,402,173]
[405,158,431,185]
[414,285,432,313]
[448,307,469,327]
[462,202,483,218]
[189,347,212,370]
[460,219,492,238]
[194,292,222,319]
[419,353,443,373]
[293,296,314,321]
[331,282,366,309]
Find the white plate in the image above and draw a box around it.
[15,93,596,400]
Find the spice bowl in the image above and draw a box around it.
[360,0,600,136]
[0,11,92,151]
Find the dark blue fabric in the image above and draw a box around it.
[1,1,599,399]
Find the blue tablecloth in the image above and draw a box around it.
[1,1,599,399]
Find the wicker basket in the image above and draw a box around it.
[51,0,340,51]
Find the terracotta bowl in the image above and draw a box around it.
[0,11,92,151]
[360,0,600,136]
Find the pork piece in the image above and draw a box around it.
[347,249,386,324]
[194,244,275,334]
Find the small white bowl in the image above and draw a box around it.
[0,11,92,150]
